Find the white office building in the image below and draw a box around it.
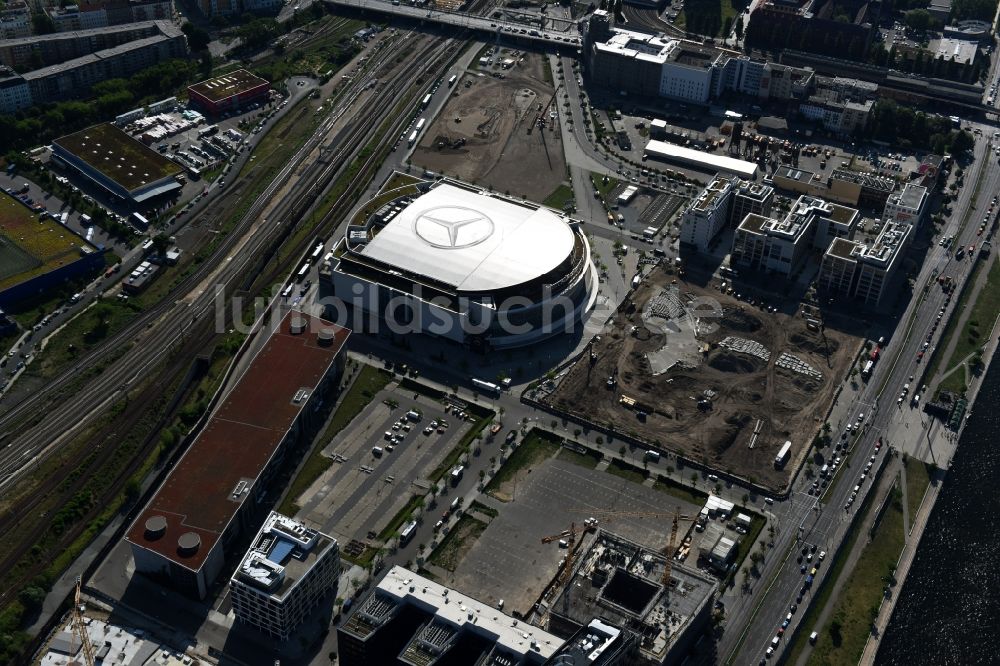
[230,512,341,640]
[679,175,738,250]
[882,183,929,226]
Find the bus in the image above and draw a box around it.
[448,74,457,87]
[415,117,426,133]
[311,242,324,261]
[774,440,792,468]
[408,130,418,147]
[297,262,310,280]
[400,520,418,545]
[281,284,294,298]
[421,93,432,109]
[472,378,501,395]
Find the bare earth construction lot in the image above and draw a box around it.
[412,52,565,202]
[542,269,862,490]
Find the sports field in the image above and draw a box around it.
[0,191,91,292]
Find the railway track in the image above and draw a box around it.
[0,28,466,606]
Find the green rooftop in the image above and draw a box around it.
[54,123,181,194]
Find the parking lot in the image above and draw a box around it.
[440,454,701,617]
[295,383,476,546]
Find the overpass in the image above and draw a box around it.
[323,0,584,51]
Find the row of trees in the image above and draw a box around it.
[0,59,203,154]
[866,99,975,154]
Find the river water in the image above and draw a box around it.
[876,348,1000,665]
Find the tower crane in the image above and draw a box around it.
[661,507,681,586]
[73,577,95,666]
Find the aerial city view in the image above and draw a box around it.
[0,0,998,661]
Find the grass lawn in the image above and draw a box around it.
[469,500,498,518]
[654,474,710,506]
[590,172,619,201]
[429,515,488,571]
[543,184,574,210]
[485,429,562,501]
[24,300,141,381]
[903,456,931,522]
[727,509,766,583]
[680,0,747,37]
[277,364,392,515]
[928,254,999,397]
[807,490,905,665]
[605,458,648,484]
[378,494,424,542]
[557,446,603,469]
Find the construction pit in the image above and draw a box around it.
[540,268,863,490]
[411,51,565,202]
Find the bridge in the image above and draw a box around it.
[323,0,584,51]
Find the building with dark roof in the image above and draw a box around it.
[187,68,270,116]
[230,512,341,640]
[125,312,350,598]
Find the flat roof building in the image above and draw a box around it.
[732,195,858,276]
[187,68,270,115]
[883,182,928,226]
[817,220,912,306]
[547,531,716,665]
[125,312,350,598]
[542,619,634,665]
[679,175,737,251]
[52,123,182,204]
[644,139,758,179]
[230,512,341,640]
[0,20,177,69]
[338,565,563,665]
[326,178,597,351]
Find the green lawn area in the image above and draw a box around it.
[429,515,488,571]
[557,446,603,469]
[807,490,905,665]
[903,456,931,522]
[605,458,647,484]
[277,364,392,515]
[543,184,574,210]
[654,474,710,506]
[727,509,766,584]
[468,500,498,518]
[377,494,424,542]
[590,172,619,201]
[933,255,1000,396]
[485,429,562,501]
[23,300,141,381]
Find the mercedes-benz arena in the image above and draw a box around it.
[327,180,598,350]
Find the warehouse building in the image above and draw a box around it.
[52,123,183,205]
[547,531,716,665]
[338,566,563,665]
[230,512,341,640]
[326,178,597,351]
[125,312,350,598]
[644,139,758,179]
[187,68,270,116]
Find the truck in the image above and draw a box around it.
[448,75,458,87]
[421,93,432,109]
[861,359,874,379]
[415,118,426,133]
[450,465,464,484]
[408,130,418,147]
[774,440,792,468]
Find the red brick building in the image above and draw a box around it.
[187,68,270,116]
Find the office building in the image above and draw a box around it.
[679,175,737,250]
[882,183,928,226]
[230,512,341,640]
[338,566,563,665]
[817,220,912,305]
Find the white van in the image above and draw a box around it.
[809,631,818,644]
[372,446,383,457]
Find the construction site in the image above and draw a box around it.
[411,51,565,202]
[540,268,862,490]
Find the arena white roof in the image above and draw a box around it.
[645,139,759,179]
[360,183,576,293]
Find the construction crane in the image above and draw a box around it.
[540,517,598,544]
[661,507,681,586]
[73,577,95,666]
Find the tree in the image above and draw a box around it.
[904,8,932,31]
[31,12,55,34]
[19,585,47,612]
[735,15,744,40]
[182,21,211,52]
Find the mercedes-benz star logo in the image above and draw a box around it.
[413,206,495,249]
